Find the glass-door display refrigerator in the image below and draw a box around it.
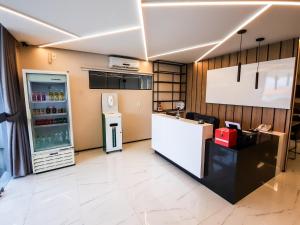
[23,70,75,173]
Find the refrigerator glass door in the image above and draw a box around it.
[26,73,72,152]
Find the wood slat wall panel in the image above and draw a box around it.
[186,38,298,136]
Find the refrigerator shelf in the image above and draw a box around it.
[32,113,67,118]
[34,123,68,128]
[31,100,67,104]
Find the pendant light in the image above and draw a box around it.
[237,29,247,82]
[255,37,265,89]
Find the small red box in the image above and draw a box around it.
[215,128,237,148]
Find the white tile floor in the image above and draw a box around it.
[1,140,300,225]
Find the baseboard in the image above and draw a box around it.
[75,138,152,153]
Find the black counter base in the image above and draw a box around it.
[201,134,279,204]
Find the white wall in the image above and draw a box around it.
[17,46,153,151]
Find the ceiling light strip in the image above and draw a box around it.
[39,26,141,48]
[142,1,300,7]
[148,41,220,59]
[195,4,272,62]
[0,5,78,38]
[137,0,149,61]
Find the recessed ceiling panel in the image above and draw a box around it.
[50,29,146,59]
[205,5,300,59]
[149,45,215,63]
[143,5,263,56]
[0,9,70,45]
[0,0,140,36]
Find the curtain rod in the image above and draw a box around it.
[81,66,153,76]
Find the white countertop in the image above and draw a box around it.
[153,113,212,127]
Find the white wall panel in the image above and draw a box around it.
[206,57,296,109]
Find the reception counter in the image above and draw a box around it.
[152,113,213,178]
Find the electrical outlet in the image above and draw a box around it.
[48,52,52,64]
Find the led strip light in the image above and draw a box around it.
[39,26,141,48]
[194,4,272,62]
[142,1,300,7]
[143,1,300,62]
[148,41,220,59]
[0,5,78,38]
[137,0,149,61]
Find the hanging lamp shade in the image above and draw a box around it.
[237,29,247,82]
[255,37,265,89]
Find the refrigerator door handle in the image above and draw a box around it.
[60,147,74,151]
[49,152,58,156]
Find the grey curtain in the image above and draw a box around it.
[0,24,32,177]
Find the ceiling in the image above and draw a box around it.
[0,0,299,63]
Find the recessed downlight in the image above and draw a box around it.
[0,5,78,38]
[39,26,141,48]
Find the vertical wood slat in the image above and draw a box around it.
[200,60,208,115]
[190,63,197,112]
[185,64,193,112]
[196,62,203,113]
[212,57,222,118]
[206,59,215,116]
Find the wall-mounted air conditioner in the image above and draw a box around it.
[109,56,140,71]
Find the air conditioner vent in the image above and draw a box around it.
[109,56,140,71]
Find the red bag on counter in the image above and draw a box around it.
[215,128,237,148]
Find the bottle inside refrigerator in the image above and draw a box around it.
[23,70,75,173]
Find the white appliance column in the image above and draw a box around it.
[101,93,122,153]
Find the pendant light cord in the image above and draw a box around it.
[239,34,243,63]
[256,42,261,72]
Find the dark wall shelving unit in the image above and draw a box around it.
[152,60,187,112]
